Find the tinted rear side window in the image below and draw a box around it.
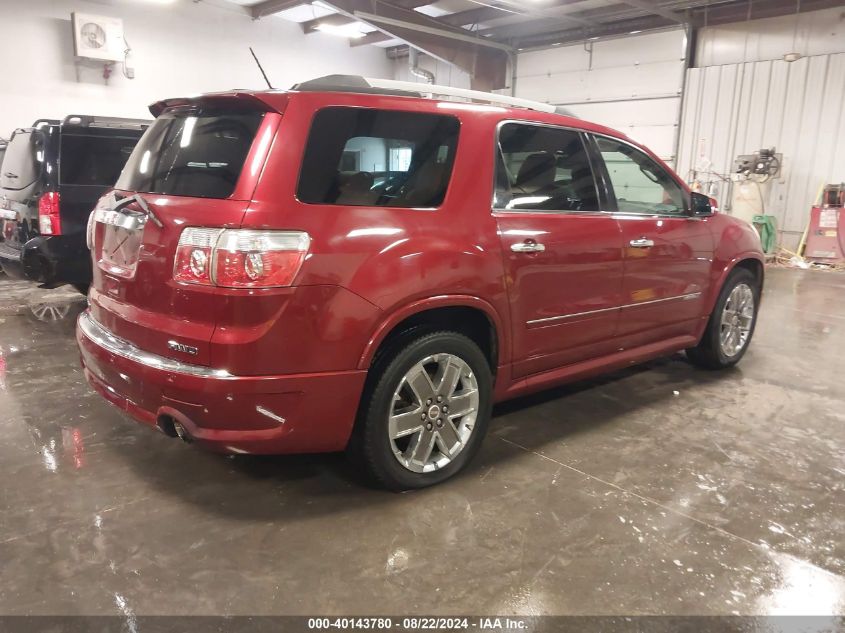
[1,131,41,190]
[297,107,460,208]
[60,134,139,186]
[116,111,264,198]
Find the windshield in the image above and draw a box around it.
[1,130,41,191]
[116,110,264,199]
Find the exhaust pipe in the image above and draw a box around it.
[173,421,192,443]
[157,414,192,443]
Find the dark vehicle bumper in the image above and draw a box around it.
[0,235,91,286]
[76,310,367,455]
[0,241,25,278]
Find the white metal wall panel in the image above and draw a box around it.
[516,29,687,163]
[697,8,845,66]
[677,53,845,248]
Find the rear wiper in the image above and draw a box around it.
[113,193,163,228]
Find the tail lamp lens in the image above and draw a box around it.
[174,228,310,288]
[38,192,61,235]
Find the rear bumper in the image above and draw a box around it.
[76,311,367,454]
[0,241,25,278]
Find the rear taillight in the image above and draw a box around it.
[174,228,310,288]
[38,192,61,235]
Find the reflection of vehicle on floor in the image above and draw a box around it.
[29,299,73,322]
[77,76,765,490]
[0,116,148,295]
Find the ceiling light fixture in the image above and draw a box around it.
[315,22,367,38]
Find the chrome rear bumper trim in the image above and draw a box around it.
[78,311,233,379]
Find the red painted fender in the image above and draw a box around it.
[357,294,509,370]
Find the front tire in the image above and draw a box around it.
[686,268,759,369]
[350,331,493,491]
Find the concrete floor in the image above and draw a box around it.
[0,267,843,617]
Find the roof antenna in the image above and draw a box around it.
[249,47,274,90]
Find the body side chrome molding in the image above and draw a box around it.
[526,292,702,327]
[78,311,234,379]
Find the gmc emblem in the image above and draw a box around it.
[167,340,199,356]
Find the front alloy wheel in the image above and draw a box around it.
[719,283,755,358]
[686,267,760,369]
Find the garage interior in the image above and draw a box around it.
[1,0,845,624]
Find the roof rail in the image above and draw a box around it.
[61,115,151,130]
[291,75,575,117]
[31,118,61,130]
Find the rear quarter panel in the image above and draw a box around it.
[241,93,512,374]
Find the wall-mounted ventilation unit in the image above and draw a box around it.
[71,13,125,62]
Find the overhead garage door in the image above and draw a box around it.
[514,28,687,166]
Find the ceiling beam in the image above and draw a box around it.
[250,0,305,20]
[510,14,677,49]
[349,5,512,45]
[301,0,432,33]
[616,0,686,24]
[319,0,511,89]
[688,0,845,26]
[440,6,508,27]
[350,31,394,46]
[503,0,845,49]
[478,0,598,28]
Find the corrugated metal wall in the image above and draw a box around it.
[677,53,845,247]
[515,29,687,163]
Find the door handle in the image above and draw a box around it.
[629,238,654,248]
[511,240,546,253]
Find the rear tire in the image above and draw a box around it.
[686,268,759,369]
[349,330,493,491]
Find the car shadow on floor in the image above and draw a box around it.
[102,351,742,521]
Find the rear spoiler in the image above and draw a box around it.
[149,92,285,117]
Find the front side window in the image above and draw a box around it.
[495,123,599,212]
[297,107,460,208]
[116,110,264,199]
[595,136,687,215]
[60,134,138,186]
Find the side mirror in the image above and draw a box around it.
[690,192,716,217]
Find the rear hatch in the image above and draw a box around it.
[87,97,281,366]
[0,128,49,256]
[58,126,146,237]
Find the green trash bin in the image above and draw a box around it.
[752,215,777,254]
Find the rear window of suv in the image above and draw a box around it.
[116,110,264,199]
[1,130,41,191]
[60,134,138,187]
[297,107,460,208]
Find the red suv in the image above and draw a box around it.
[77,76,764,490]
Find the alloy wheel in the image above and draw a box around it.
[719,283,755,358]
[388,353,480,474]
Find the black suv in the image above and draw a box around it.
[0,115,148,293]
